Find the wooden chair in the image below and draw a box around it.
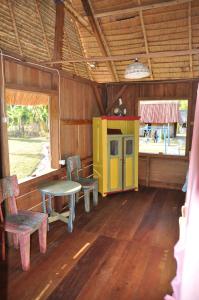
[0,175,48,271]
[66,155,98,213]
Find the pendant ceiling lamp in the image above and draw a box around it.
[124,58,150,79]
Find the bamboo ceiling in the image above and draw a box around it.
[0,0,199,83]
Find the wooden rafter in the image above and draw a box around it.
[106,85,128,113]
[63,27,79,76]
[7,0,23,57]
[64,0,93,36]
[138,0,153,80]
[92,85,105,115]
[35,0,51,60]
[95,0,193,18]
[188,2,193,76]
[72,19,93,80]
[41,49,199,64]
[53,0,65,69]
[81,0,119,82]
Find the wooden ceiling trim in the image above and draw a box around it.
[64,0,93,36]
[34,0,51,60]
[81,0,119,82]
[42,48,199,64]
[94,0,193,18]
[7,0,23,57]
[188,2,193,76]
[138,0,153,80]
[53,0,65,69]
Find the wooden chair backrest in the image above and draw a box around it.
[0,175,19,215]
[66,156,81,181]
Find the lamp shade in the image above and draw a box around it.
[124,59,150,79]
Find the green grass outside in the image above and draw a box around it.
[8,137,48,180]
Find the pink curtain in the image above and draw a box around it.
[140,102,181,123]
[165,84,199,300]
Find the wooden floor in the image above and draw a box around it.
[0,187,185,300]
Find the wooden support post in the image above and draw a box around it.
[50,95,60,169]
[0,54,10,177]
[53,0,65,69]
[188,2,193,77]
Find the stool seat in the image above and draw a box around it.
[39,180,81,196]
[39,180,81,233]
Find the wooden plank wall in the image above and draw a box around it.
[106,80,198,190]
[59,74,100,159]
[0,58,101,211]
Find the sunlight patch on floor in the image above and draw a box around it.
[73,242,90,260]
[35,280,53,300]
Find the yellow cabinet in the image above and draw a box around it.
[93,116,139,197]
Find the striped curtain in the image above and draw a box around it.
[140,102,181,124]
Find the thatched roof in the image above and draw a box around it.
[1,0,199,83]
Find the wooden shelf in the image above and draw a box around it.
[61,119,92,125]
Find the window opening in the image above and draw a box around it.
[139,100,188,156]
[6,91,52,181]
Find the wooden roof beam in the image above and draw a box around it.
[81,0,119,82]
[92,85,106,115]
[7,0,23,57]
[63,28,79,76]
[72,21,93,80]
[95,0,194,18]
[41,49,199,64]
[64,1,93,35]
[106,85,128,114]
[188,2,193,76]
[53,0,65,69]
[35,0,51,60]
[138,0,153,80]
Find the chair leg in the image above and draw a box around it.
[13,234,19,249]
[39,218,47,254]
[93,183,98,207]
[84,189,90,213]
[19,234,30,271]
[68,194,75,233]
[72,194,76,221]
[76,192,79,203]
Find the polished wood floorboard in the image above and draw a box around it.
[0,187,185,300]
